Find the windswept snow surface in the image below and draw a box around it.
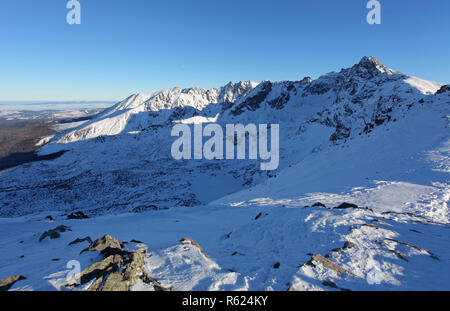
[1,199,449,291]
[0,57,449,291]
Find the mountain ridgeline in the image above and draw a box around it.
[0,56,448,216]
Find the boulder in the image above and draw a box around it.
[100,248,147,291]
[81,235,126,257]
[309,254,355,277]
[334,202,359,209]
[69,234,165,291]
[67,211,89,220]
[140,272,172,291]
[76,254,123,287]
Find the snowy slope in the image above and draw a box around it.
[0,57,449,291]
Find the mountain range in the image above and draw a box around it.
[0,56,448,291]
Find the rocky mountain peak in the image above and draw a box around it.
[300,76,314,84]
[352,56,397,77]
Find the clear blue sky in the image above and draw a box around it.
[0,0,449,101]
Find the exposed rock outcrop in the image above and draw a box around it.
[70,234,167,291]
[81,234,126,257]
[39,225,71,242]
[67,211,89,220]
[68,236,93,246]
[306,254,355,277]
[0,275,27,291]
[100,248,146,291]
[436,84,450,95]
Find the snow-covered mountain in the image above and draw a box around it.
[0,56,446,216]
[0,57,449,291]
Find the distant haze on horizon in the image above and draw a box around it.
[1,0,449,102]
[0,101,116,112]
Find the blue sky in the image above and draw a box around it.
[0,0,449,101]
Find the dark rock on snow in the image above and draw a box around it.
[81,234,127,257]
[67,211,89,220]
[39,225,71,242]
[68,236,93,246]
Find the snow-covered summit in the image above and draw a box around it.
[51,81,258,143]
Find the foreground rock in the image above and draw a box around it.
[0,275,26,291]
[100,248,146,291]
[72,234,169,291]
[76,254,123,287]
[307,254,355,277]
[140,272,172,291]
[81,234,126,257]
